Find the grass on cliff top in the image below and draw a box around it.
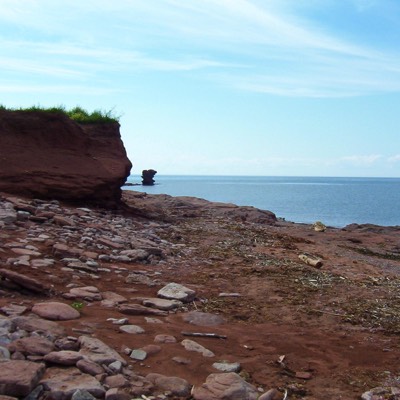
[0,105,120,124]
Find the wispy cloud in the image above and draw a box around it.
[1,0,400,97]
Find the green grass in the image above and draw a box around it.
[0,105,120,124]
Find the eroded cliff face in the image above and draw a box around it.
[0,110,132,204]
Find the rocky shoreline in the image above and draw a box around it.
[0,190,399,400]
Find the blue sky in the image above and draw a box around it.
[1,0,400,177]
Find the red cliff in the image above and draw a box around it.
[0,110,132,204]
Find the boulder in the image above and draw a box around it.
[0,110,131,204]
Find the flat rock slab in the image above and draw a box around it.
[0,269,49,294]
[66,286,102,301]
[44,350,84,365]
[118,303,167,316]
[0,360,45,397]
[183,311,225,326]
[78,336,126,366]
[11,316,66,337]
[40,367,106,400]
[32,302,80,321]
[119,325,145,334]
[157,283,196,303]
[142,297,182,311]
[181,339,215,357]
[8,336,55,356]
[212,362,241,373]
[192,372,258,400]
[146,373,191,397]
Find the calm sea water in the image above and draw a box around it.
[125,175,400,228]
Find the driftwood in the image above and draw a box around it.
[181,331,227,339]
[298,254,323,268]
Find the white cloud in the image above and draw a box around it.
[341,155,382,165]
[388,154,400,163]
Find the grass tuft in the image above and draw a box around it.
[0,104,120,124]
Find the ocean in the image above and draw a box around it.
[125,175,400,228]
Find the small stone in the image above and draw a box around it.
[212,362,241,373]
[108,361,123,373]
[295,371,312,380]
[71,389,97,400]
[130,349,147,361]
[141,344,161,356]
[154,335,177,344]
[145,317,163,324]
[119,325,145,334]
[181,339,214,357]
[157,282,196,303]
[142,297,182,311]
[76,359,104,376]
[172,356,191,365]
[0,346,11,360]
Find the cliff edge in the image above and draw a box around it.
[0,110,132,204]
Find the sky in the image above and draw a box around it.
[1,0,400,177]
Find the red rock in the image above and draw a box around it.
[295,371,312,380]
[76,359,105,376]
[0,110,131,204]
[0,360,45,397]
[145,373,191,397]
[192,372,258,400]
[43,351,83,365]
[32,302,81,321]
[8,336,55,356]
[0,269,49,294]
[11,316,66,337]
[40,367,106,400]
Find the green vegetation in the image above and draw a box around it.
[0,105,120,124]
[70,301,84,311]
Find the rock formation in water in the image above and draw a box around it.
[0,110,132,204]
[142,169,157,186]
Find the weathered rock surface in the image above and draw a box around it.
[40,367,106,400]
[0,189,398,400]
[0,360,45,397]
[157,283,196,303]
[191,372,259,400]
[0,110,131,204]
[78,336,126,366]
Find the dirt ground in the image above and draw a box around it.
[1,190,399,399]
